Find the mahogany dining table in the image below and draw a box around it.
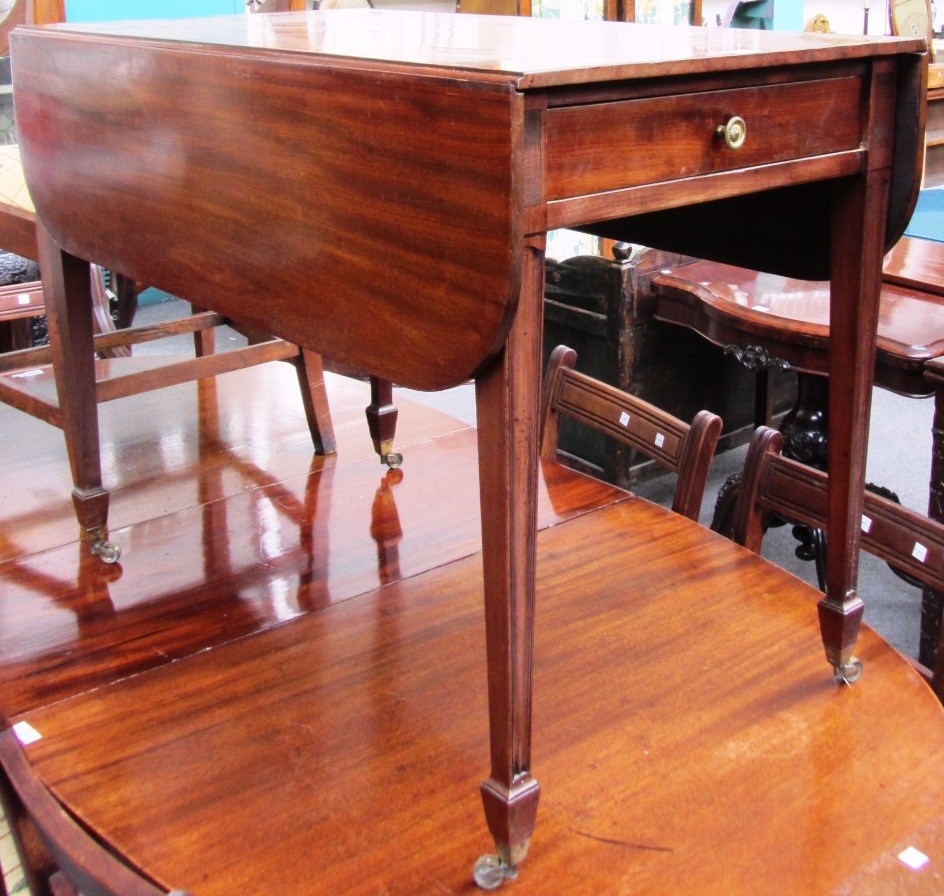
[7,10,928,880]
[8,471,944,894]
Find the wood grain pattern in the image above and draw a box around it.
[14,499,944,896]
[12,27,522,391]
[884,235,944,297]
[545,77,864,200]
[0,730,183,896]
[23,13,923,83]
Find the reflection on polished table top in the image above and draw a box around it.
[0,363,627,721]
[8,10,929,876]
[0,362,468,565]
[13,491,944,895]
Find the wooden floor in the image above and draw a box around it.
[3,358,944,895]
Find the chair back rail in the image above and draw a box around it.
[733,426,944,698]
[541,344,721,519]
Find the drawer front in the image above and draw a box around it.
[545,77,864,200]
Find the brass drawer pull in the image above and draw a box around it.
[716,116,747,150]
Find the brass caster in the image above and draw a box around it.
[90,539,122,564]
[834,658,862,686]
[382,452,403,469]
[473,855,517,891]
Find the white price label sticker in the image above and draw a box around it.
[12,721,42,745]
[898,846,930,870]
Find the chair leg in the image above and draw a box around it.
[710,472,742,537]
[294,348,336,456]
[365,376,401,468]
[189,303,216,357]
[89,265,130,360]
[110,273,138,331]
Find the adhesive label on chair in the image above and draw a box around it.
[654,433,665,448]
[861,515,872,533]
[619,411,630,427]
[913,542,929,563]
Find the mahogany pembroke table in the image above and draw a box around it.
[9,11,926,884]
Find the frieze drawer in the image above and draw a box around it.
[545,76,864,200]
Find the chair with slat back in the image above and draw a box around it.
[0,730,190,896]
[540,345,722,520]
[733,425,944,699]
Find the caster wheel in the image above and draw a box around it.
[473,855,516,891]
[91,540,122,564]
[834,658,862,685]
[383,452,403,470]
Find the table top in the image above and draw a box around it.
[13,494,944,895]
[0,375,628,722]
[37,11,922,86]
[0,143,37,259]
[884,233,944,298]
